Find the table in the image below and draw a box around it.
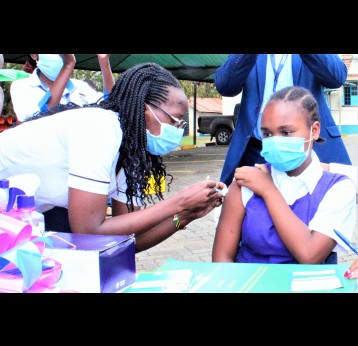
[123,258,357,293]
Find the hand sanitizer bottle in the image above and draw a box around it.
[16,195,45,237]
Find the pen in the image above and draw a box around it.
[333,229,358,255]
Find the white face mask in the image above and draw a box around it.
[37,54,63,81]
[146,105,184,155]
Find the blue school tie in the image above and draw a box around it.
[270,54,288,93]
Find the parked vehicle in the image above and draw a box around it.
[197,103,240,145]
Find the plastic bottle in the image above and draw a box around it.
[16,195,45,237]
[0,179,9,212]
[5,173,40,213]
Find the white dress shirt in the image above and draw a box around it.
[10,69,103,122]
[253,54,293,139]
[0,107,142,213]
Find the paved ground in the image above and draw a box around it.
[135,135,358,272]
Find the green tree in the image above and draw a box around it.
[180,80,220,98]
[1,63,20,116]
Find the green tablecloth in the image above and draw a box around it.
[124,259,357,293]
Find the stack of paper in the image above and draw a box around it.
[125,269,193,293]
[291,269,343,292]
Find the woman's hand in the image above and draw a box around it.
[344,259,358,279]
[176,179,226,212]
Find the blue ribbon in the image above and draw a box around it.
[0,235,54,291]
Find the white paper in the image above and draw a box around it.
[291,269,343,292]
[50,249,100,293]
[129,269,193,292]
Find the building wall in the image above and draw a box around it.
[222,94,242,116]
[336,54,358,134]
[187,107,196,136]
[329,60,358,135]
[330,89,357,122]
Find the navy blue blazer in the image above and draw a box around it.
[215,54,352,186]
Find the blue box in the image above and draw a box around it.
[47,232,136,293]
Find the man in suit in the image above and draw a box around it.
[215,54,351,186]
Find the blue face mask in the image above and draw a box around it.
[146,105,184,155]
[37,54,63,81]
[260,132,313,172]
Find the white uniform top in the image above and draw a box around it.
[253,54,293,139]
[241,151,357,253]
[10,69,103,122]
[0,107,139,212]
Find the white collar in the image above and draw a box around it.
[271,150,323,194]
[28,68,74,93]
[27,68,43,87]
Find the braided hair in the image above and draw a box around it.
[22,62,184,211]
[265,86,324,142]
[100,62,183,210]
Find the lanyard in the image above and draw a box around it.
[270,54,288,92]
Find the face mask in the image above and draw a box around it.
[260,130,313,172]
[146,105,184,155]
[37,54,63,81]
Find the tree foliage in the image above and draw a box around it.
[180,80,220,98]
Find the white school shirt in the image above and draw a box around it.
[10,69,103,122]
[241,151,357,253]
[252,54,293,139]
[0,107,140,212]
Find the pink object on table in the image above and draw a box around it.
[0,213,32,251]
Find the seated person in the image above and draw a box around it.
[212,86,356,264]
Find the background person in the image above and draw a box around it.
[212,86,356,264]
[0,62,226,253]
[96,53,115,98]
[215,54,352,187]
[23,54,37,73]
[10,54,114,122]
